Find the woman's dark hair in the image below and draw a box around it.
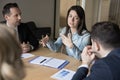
[91,21,120,48]
[65,5,88,36]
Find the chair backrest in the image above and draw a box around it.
[26,21,37,31]
[26,21,51,40]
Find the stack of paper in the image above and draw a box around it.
[29,56,69,69]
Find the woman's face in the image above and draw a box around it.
[67,10,80,28]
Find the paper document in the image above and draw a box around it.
[21,53,34,59]
[29,56,69,69]
[51,68,75,80]
[30,56,51,65]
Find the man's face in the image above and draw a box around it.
[5,7,21,27]
[91,39,101,58]
[91,39,96,53]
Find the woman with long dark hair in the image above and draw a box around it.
[41,5,90,60]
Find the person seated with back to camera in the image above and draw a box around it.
[72,21,120,80]
[40,5,90,60]
[0,24,25,80]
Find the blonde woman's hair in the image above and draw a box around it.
[0,24,25,80]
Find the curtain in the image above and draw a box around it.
[109,0,120,27]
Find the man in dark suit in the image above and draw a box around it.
[72,21,120,80]
[1,3,39,53]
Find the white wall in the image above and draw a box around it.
[0,0,55,38]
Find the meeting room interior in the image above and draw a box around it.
[0,0,120,80]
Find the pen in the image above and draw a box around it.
[40,59,46,63]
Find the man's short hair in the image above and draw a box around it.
[2,3,19,16]
[91,21,120,48]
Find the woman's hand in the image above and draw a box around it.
[61,33,74,48]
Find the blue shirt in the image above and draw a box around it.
[46,27,90,60]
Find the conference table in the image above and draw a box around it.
[23,47,81,80]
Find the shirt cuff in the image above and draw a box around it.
[30,45,34,50]
[78,64,89,69]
